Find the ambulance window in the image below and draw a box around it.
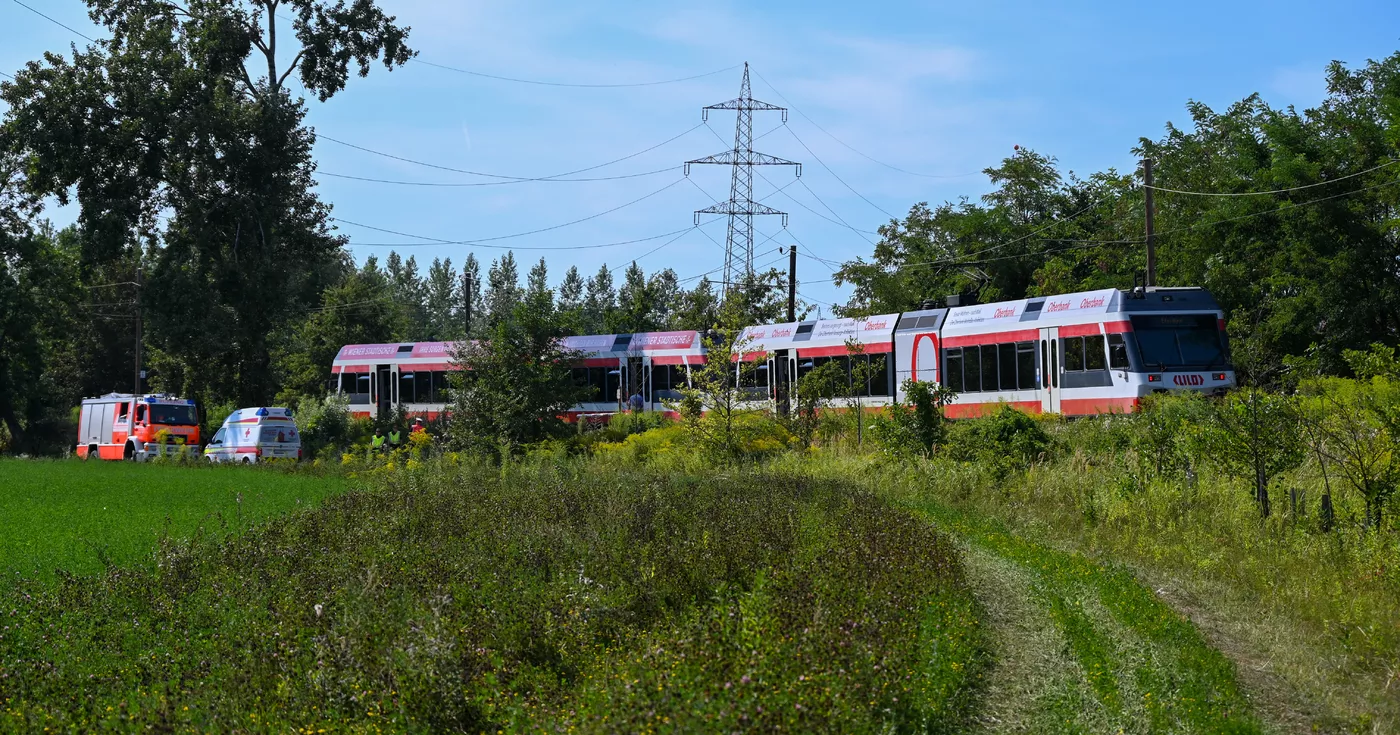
[259,427,288,443]
[210,428,226,445]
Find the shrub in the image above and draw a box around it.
[946,406,1054,476]
[870,379,957,459]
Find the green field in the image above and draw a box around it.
[0,459,345,578]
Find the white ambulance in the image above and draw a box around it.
[204,407,302,463]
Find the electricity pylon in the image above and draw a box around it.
[685,62,800,296]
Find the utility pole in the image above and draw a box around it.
[133,264,142,396]
[787,244,797,323]
[686,63,801,298]
[1144,158,1156,287]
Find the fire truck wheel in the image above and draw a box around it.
[86,444,98,460]
[123,443,135,461]
[242,456,253,464]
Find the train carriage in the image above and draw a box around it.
[735,313,899,408]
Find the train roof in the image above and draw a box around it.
[333,331,705,367]
[737,313,900,356]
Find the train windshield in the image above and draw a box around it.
[1130,314,1228,369]
[149,403,198,425]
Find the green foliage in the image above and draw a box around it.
[1299,377,1400,528]
[445,295,588,460]
[946,406,1054,475]
[1342,342,1400,380]
[788,359,845,447]
[871,379,958,459]
[1197,389,1304,516]
[295,393,363,459]
[1128,392,1210,483]
[0,461,981,732]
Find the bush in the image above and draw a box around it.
[870,379,957,459]
[295,393,359,458]
[946,406,1054,476]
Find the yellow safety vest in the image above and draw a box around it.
[372,434,385,449]
[389,430,401,445]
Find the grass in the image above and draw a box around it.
[0,459,983,733]
[0,458,345,578]
[791,413,1398,732]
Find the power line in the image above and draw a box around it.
[343,224,695,252]
[1145,160,1400,197]
[412,59,741,88]
[1153,175,1400,237]
[609,220,723,272]
[11,0,96,43]
[317,123,703,182]
[332,176,686,246]
[752,69,982,180]
[316,165,677,187]
[704,121,881,239]
[783,124,899,220]
[0,70,13,81]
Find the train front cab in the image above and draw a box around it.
[929,287,1234,418]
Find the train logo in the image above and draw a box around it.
[1172,374,1205,386]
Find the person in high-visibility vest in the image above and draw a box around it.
[388,428,402,448]
[371,428,386,453]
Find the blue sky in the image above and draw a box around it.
[3,0,1399,311]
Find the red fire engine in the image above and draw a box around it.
[75,393,202,461]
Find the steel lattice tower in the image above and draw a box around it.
[686,63,800,295]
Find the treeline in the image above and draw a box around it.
[4,0,1400,455]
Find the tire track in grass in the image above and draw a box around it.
[913,501,1264,734]
[959,543,1106,734]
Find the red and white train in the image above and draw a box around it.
[330,330,707,421]
[330,286,1234,420]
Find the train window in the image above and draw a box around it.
[945,348,964,393]
[1085,335,1107,370]
[399,372,416,403]
[1107,334,1129,369]
[867,353,890,396]
[1050,342,1058,387]
[1064,336,1086,371]
[416,372,432,403]
[1017,342,1036,390]
[998,343,1016,392]
[964,345,981,392]
[981,345,999,393]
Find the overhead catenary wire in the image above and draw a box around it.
[752,69,982,180]
[317,166,677,187]
[344,224,697,252]
[317,123,704,183]
[413,59,741,88]
[608,217,724,272]
[10,0,96,42]
[783,124,900,220]
[333,176,687,246]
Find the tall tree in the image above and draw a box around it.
[676,277,720,332]
[525,257,554,314]
[0,0,414,407]
[612,261,654,333]
[556,264,585,335]
[485,252,522,328]
[582,264,615,334]
[424,256,459,341]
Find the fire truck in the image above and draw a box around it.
[75,393,201,461]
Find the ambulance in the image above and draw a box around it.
[204,407,302,463]
[76,393,201,461]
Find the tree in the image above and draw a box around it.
[484,252,522,328]
[272,264,404,406]
[582,265,615,334]
[1200,389,1304,518]
[525,257,553,315]
[0,0,415,408]
[676,277,720,331]
[613,261,654,333]
[445,290,586,459]
[647,268,682,330]
[423,256,459,341]
[556,265,585,334]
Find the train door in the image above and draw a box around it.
[376,364,392,418]
[1039,327,1061,413]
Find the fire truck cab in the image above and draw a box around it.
[75,393,201,461]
